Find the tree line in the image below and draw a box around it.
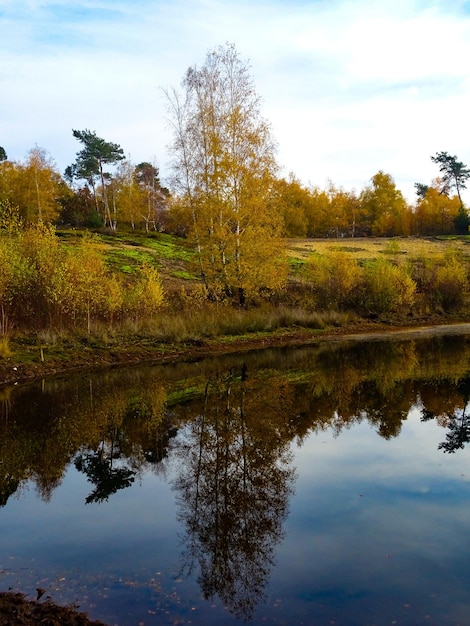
[1,63,468,242]
[0,142,170,232]
[1,144,467,239]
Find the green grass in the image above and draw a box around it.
[167,386,205,406]
[173,269,198,280]
[288,256,305,269]
[80,230,197,281]
[144,233,193,261]
[104,248,157,273]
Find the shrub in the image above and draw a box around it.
[359,257,416,315]
[411,250,468,312]
[124,263,165,322]
[49,236,124,331]
[0,337,11,358]
[305,251,361,310]
[434,256,468,310]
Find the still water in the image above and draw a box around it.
[1,334,470,625]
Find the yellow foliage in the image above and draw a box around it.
[306,251,361,309]
[434,255,468,310]
[125,263,165,320]
[0,337,11,358]
[0,148,63,224]
[360,171,411,236]
[361,257,416,314]
[414,187,460,236]
[167,44,286,304]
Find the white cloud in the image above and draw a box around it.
[1,0,470,201]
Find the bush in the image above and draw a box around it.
[48,235,124,331]
[124,263,165,322]
[305,251,361,310]
[359,258,416,315]
[410,250,468,313]
[434,256,468,310]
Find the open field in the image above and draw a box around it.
[287,236,470,264]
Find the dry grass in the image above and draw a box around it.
[117,304,350,344]
[287,237,470,264]
[0,337,12,359]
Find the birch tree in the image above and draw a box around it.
[134,162,169,232]
[360,171,411,236]
[0,148,64,224]
[166,44,286,304]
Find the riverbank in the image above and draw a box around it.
[1,316,470,388]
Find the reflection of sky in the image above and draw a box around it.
[2,406,470,625]
[0,466,187,624]
[269,409,470,625]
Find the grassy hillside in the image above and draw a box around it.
[58,229,198,293]
[54,229,470,318]
[59,230,470,293]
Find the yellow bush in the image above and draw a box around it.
[434,256,468,310]
[411,250,468,312]
[125,263,165,321]
[305,251,361,310]
[360,258,416,315]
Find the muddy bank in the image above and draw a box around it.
[0,592,107,626]
[324,322,470,342]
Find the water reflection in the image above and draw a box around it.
[0,374,173,506]
[72,380,172,504]
[1,333,470,623]
[420,376,470,453]
[173,367,295,621]
[2,335,470,506]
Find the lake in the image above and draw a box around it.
[1,333,470,625]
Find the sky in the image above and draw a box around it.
[1,0,470,202]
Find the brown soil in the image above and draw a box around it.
[0,592,107,626]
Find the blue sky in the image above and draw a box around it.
[1,0,470,200]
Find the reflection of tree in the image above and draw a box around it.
[0,371,171,504]
[352,380,414,439]
[438,404,470,453]
[74,448,136,504]
[0,476,19,507]
[4,335,470,508]
[421,377,470,453]
[73,388,137,504]
[436,377,470,453]
[289,343,418,441]
[74,383,170,503]
[173,367,295,622]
